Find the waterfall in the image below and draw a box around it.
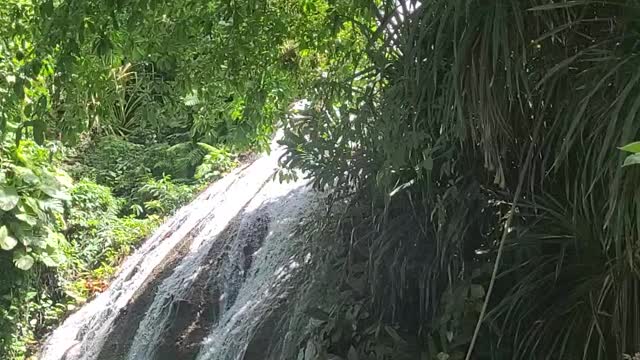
[39,140,320,360]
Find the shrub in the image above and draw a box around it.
[0,141,70,271]
[132,175,193,216]
[0,261,69,359]
[194,143,237,183]
[65,180,122,268]
[79,137,150,197]
[104,215,160,266]
[150,142,205,180]
[281,1,640,358]
[68,179,122,225]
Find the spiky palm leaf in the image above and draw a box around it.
[283,0,640,358]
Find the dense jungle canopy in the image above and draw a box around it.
[1,0,640,359]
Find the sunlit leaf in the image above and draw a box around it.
[623,153,640,167]
[619,142,640,153]
[14,166,39,184]
[0,226,18,251]
[14,252,35,271]
[0,186,20,211]
[39,252,61,267]
[15,213,38,226]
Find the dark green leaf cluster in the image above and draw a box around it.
[0,141,70,271]
[281,0,640,358]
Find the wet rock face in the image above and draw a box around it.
[240,212,270,273]
[96,231,199,360]
[153,209,273,360]
[221,211,271,312]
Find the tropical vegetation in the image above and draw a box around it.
[281,0,640,358]
[0,0,336,356]
[1,0,639,359]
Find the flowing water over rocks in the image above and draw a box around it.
[39,142,325,360]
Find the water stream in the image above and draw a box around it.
[39,141,319,360]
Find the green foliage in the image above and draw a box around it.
[281,0,640,359]
[66,179,122,268]
[5,0,638,358]
[0,0,348,151]
[195,143,237,183]
[0,0,351,357]
[0,141,70,271]
[69,179,121,223]
[0,1,55,148]
[155,142,205,180]
[79,137,200,190]
[79,136,151,197]
[0,127,236,358]
[0,268,68,359]
[132,175,193,216]
[0,173,164,358]
[620,141,640,167]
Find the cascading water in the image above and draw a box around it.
[39,140,322,360]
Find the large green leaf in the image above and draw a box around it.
[619,141,640,153]
[22,196,46,220]
[20,233,45,248]
[15,212,38,226]
[40,252,60,267]
[38,170,71,200]
[0,186,20,211]
[623,153,640,167]
[13,252,34,271]
[0,226,18,251]
[39,183,71,201]
[54,171,74,189]
[41,198,64,213]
